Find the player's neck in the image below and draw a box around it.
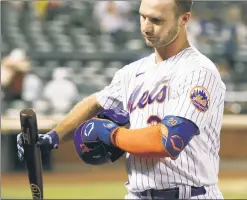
[154,32,190,64]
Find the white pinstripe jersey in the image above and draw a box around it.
[96,46,226,192]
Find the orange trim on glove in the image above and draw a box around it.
[111,124,171,158]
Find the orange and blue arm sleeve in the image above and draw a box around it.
[111,124,170,158]
[110,116,199,159]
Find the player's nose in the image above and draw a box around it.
[141,19,154,35]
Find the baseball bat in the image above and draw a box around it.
[20,108,43,200]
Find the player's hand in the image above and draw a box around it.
[78,108,129,146]
[17,130,59,161]
[37,130,59,149]
[80,118,120,145]
[17,132,25,161]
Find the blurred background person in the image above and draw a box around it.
[1,49,30,113]
[33,0,67,21]
[33,0,49,21]
[223,4,243,68]
[21,66,44,109]
[93,1,134,45]
[43,67,78,115]
[186,12,202,48]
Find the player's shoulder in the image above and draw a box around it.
[183,46,226,88]
[120,53,153,74]
[128,53,153,68]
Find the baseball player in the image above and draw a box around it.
[17,0,226,199]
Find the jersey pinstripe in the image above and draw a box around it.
[95,46,226,197]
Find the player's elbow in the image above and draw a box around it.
[161,115,200,160]
[161,139,182,160]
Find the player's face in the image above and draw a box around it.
[139,0,180,47]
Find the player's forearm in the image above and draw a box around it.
[111,125,170,158]
[111,116,199,159]
[54,94,103,143]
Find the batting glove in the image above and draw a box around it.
[80,118,119,145]
[17,133,25,161]
[17,130,59,161]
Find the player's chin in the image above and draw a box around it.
[145,39,158,47]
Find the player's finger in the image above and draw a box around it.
[37,138,46,146]
[17,133,23,146]
[17,133,24,161]
[17,141,24,161]
[18,148,24,161]
[37,135,50,146]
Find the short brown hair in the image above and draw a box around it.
[174,0,193,16]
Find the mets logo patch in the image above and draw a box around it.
[190,86,210,112]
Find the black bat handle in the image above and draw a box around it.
[20,108,43,200]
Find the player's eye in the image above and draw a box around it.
[150,18,162,24]
[140,14,146,20]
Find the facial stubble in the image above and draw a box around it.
[145,20,180,48]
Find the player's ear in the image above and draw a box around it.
[179,12,191,26]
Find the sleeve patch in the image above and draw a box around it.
[190,86,210,112]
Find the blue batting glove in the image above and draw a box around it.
[16,130,59,161]
[37,130,59,148]
[17,132,25,161]
[80,118,119,145]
